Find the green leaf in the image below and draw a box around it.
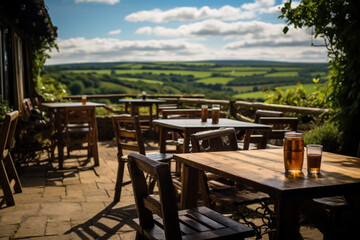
[283,26,289,34]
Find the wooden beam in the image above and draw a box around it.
[235,101,329,115]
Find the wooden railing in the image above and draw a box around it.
[63,94,205,101]
[61,94,330,122]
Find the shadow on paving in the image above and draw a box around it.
[65,202,137,240]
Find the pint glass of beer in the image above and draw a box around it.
[82,95,87,105]
[283,132,304,173]
[306,144,323,174]
[141,91,147,101]
[212,104,220,124]
[201,105,208,122]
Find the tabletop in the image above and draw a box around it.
[174,149,360,197]
[153,118,271,130]
[174,148,360,239]
[41,102,105,108]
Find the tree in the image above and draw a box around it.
[280,0,360,156]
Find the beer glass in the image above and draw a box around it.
[201,105,208,122]
[283,132,304,173]
[82,95,87,105]
[212,104,220,124]
[142,91,147,100]
[306,144,323,174]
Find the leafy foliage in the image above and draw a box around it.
[280,0,360,155]
[0,100,13,121]
[37,75,67,102]
[264,79,330,109]
[304,121,342,153]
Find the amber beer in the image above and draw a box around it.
[212,104,220,124]
[307,154,322,173]
[306,144,323,174]
[201,105,208,122]
[81,95,87,105]
[283,132,304,173]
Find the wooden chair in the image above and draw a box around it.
[112,114,173,202]
[259,117,298,140]
[61,106,99,168]
[254,110,284,123]
[0,111,22,206]
[191,128,272,238]
[127,152,255,240]
[242,117,298,150]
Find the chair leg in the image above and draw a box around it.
[93,141,99,166]
[114,158,126,202]
[0,160,15,206]
[4,154,22,193]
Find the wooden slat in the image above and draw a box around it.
[143,196,162,217]
[178,215,211,232]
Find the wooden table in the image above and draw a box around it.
[42,102,105,167]
[174,149,360,240]
[153,118,271,153]
[118,98,165,120]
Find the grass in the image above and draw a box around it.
[117,77,163,85]
[114,69,212,78]
[196,77,235,85]
[65,69,112,74]
[264,71,299,77]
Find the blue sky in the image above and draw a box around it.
[45,0,328,64]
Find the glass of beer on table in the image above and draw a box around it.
[82,95,87,105]
[283,132,304,174]
[212,104,220,124]
[201,105,208,122]
[306,144,323,174]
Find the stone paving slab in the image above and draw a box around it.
[0,141,323,239]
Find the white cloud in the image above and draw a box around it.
[47,37,208,64]
[126,5,255,23]
[75,0,119,5]
[108,29,122,35]
[125,1,293,23]
[47,35,327,65]
[136,20,286,38]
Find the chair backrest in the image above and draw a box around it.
[162,108,209,119]
[0,111,19,156]
[112,114,145,157]
[22,98,33,120]
[127,152,181,239]
[254,110,284,123]
[259,117,298,139]
[191,128,238,152]
[64,106,96,137]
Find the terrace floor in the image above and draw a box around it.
[0,141,322,240]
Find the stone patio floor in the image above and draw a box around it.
[0,141,322,240]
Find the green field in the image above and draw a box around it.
[233,83,319,100]
[196,77,235,85]
[118,77,163,85]
[49,60,329,100]
[65,69,112,74]
[264,71,299,77]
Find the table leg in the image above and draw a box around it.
[183,130,190,153]
[159,127,166,154]
[180,164,199,209]
[275,198,301,240]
